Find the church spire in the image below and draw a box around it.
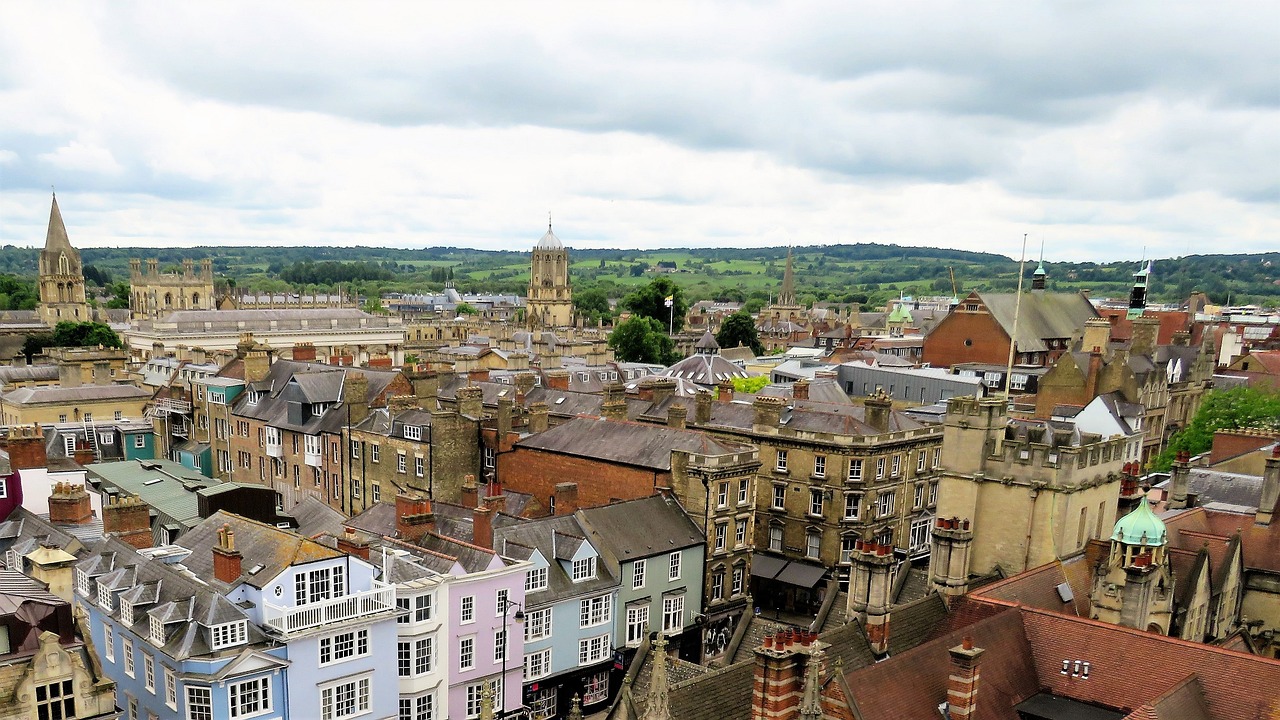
[45,192,73,252]
[640,632,671,720]
[778,248,796,307]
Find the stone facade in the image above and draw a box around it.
[128,257,215,319]
[933,396,1127,584]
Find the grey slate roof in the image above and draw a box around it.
[233,359,402,435]
[0,383,151,405]
[975,291,1099,352]
[577,495,703,574]
[493,513,615,607]
[515,417,752,470]
[177,510,345,588]
[285,496,348,538]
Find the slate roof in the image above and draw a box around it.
[515,417,752,470]
[285,496,348,538]
[0,507,90,560]
[233,359,402,435]
[177,510,344,588]
[493,513,614,606]
[78,536,269,661]
[973,291,1099,353]
[0,383,152,405]
[576,495,703,567]
[1156,469,1268,510]
[0,364,59,385]
[662,353,749,386]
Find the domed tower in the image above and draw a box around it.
[526,221,573,329]
[1090,497,1174,634]
[37,194,90,325]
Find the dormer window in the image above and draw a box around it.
[403,425,422,441]
[97,582,114,611]
[571,557,596,582]
[76,569,90,597]
[210,621,247,649]
[121,601,134,627]
[311,402,330,417]
[150,616,165,645]
[247,390,263,405]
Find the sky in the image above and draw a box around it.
[0,2,1276,261]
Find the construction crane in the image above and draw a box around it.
[948,266,958,298]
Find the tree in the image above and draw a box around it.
[21,332,53,360]
[573,287,612,326]
[731,375,770,394]
[1152,386,1280,470]
[105,282,131,309]
[608,316,679,365]
[49,321,123,349]
[716,311,764,355]
[455,302,478,315]
[623,276,688,333]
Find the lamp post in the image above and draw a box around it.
[500,598,524,719]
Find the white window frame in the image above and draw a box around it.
[632,558,646,589]
[579,594,612,628]
[571,557,596,582]
[320,675,370,720]
[876,457,886,479]
[626,605,649,647]
[738,477,750,505]
[460,595,474,624]
[524,607,552,642]
[769,525,783,552]
[578,634,610,666]
[806,531,821,559]
[404,425,422,441]
[877,491,895,518]
[662,595,684,632]
[319,628,370,666]
[459,636,475,670]
[526,566,548,592]
[813,455,826,478]
[144,653,155,692]
[809,489,824,517]
[186,686,213,720]
[103,623,115,661]
[775,450,788,472]
[583,671,609,705]
[211,621,247,650]
[844,492,862,521]
[524,648,553,681]
[849,459,863,482]
[772,484,786,510]
[229,676,273,719]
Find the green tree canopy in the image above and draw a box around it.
[622,276,688,333]
[105,282,131,309]
[49,321,123,349]
[455,302,478,315]
[573,287,613,326]
[731,375,770,394]
[715,310,764,355]
[608,316,679,365]
[1153,386,1280,470]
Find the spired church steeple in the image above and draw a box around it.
[526,218,574,329]
[778,248,797,307]
[37,193,90,325]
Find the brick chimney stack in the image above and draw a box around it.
[1255,446,1280,526]
[457,385,484,419]
[528,402,549,434]
[792,379,809,401]
[1081,318,1112,359]
[717,380,735,403]
[472,506,493,550]
[395,492,436,542]
[244,350,271,384]
[694,390,713,424]
[1168,451,1192,510]
[750,630,827,720]
[4,424,48,470]
[930,517,974,602]
[946,636,985,720]
[667,404,687,430]
[343,372,370,426]
[553,482,578,516]
[102,495,152,549]
[753,395,784,429]
[48,482,92,525]
[336,527,371,561]
[863,389,892,433]
[601,382,627,422]
[291,342,317,362]
[545,370,570,391]
[461,474,479,509]
[213,524,243,583]
[847,539,895,655]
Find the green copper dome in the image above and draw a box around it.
[1111,499,1167,546]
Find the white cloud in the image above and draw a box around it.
[0,0,1275,262]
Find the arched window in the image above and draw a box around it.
[164,292,173,307]
[58,253,69,274]
[191,292,200,308]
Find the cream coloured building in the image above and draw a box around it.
[526,223,574,329]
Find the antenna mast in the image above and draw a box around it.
[1003,234,1029,403]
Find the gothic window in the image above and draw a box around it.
[58,253,70,274]
[164,292,173,307]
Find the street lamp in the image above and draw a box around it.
[499,598,524,719]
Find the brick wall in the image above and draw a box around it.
[922,312,1011,369]
[496,447,666,513]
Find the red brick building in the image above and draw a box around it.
[922,290,1098,370]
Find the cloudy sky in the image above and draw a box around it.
[1,2,1276,261]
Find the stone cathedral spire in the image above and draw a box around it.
[778,248,796,307]
[37,193,90,325]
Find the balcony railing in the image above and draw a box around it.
[153,397,193,415]
[262,582,396,634]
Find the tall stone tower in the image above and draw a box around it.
[526,221,573,329]
[37,194,90,325]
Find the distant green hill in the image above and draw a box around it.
[0,244,1273,310]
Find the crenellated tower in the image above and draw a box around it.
[526,220,574,329]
